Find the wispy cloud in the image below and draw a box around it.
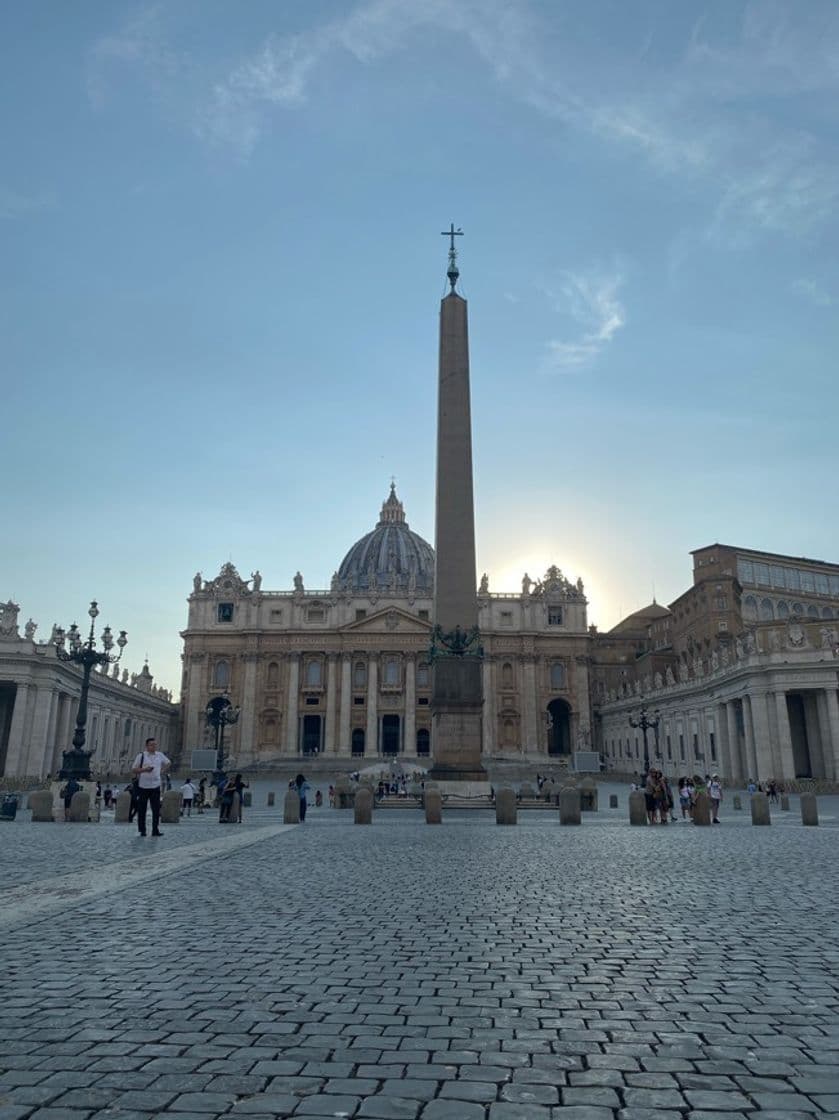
[544,269,626,371]
[87,4,185,109]
[792,278,834,308]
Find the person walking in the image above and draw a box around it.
[60,777,81,821]
[131,737,171,837]
[233,773,248,822]
[180,778,196,817]
[219,775,236,823]
[295,773,311,822]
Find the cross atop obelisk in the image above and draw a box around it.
[440,223,463,292]
[429,225,487,787]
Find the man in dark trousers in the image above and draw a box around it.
[131,737,171,837]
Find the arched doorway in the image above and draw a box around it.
[547,699,571,756]
[382,714,400,755]
[416,728,430,756]
[351,728,365,756]
[302,714,321,755]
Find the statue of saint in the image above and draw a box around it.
[479,573,489,594]
[193,572,202,593]
[665,666,675,687]
[331,571,340,592]
[293,571,304,593]
[24,619,37,640]
[251,570,262,592]
[522,573,532,597]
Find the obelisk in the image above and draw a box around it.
[429,226,488,786]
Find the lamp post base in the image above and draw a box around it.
[58,748,94,782]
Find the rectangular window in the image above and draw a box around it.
[217,603,234,622]
[714,596,727,610]
[355,609,367,620]
[830,575,839,596]
[418,697,429,706]
[305,696,319,706]
[270,609,283,620]
[679,734,685,761]
[815,574,829,595]
[738,559,754,584]
[548,608,563,626]
[718,621,728,632]
[353,696,365,706]
[786,568,801,591]
[755,563,770,586]
[771,566,786,588]
[709,732,716,761]
[418,609,429,620]
[307,607,326,622]
[500,611,513,626]
[801,570,815,593]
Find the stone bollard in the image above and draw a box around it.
[692,791,712,826]
[801,793,818,826]
[609,793,618,809]
[629,790,647,826]
[160,790,181,824]
[732,795,742,810]
[29,790,55,822]
[114,790,132,823]
[579,779,598,811]
[495,788,517,825]
[559,786,581,825]
[751,793,771,825]
[780,794,790,811]
[283,789,300,824]
[243,791,252,807]
[267,791,275,807]
[68,791,91,823]
[425,788,442,824]
[354,787,373,825]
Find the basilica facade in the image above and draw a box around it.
[180,486,592,769]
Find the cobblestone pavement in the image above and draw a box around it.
[2,794,838,1119]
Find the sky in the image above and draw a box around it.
[2,0,838,694]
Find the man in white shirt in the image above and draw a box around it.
[180,778,196,817]
[131,737,171,837]
[708,774,723,824]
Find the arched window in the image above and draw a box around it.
[550,662,566,689]
[502,662,514,688]
[777,600,789,618]
[760,598,775,621]
[384,657,399,686]
[416,729,430,756]
[351,728,365,756]
[743,596,758,620]
[213,660,231,688]
[822,607,834,619]
[354,661,367,688]
[267,662,279,688]
[503,718,516,746]
[305,660,322,687]
[792,602,804,615]
[807,604,819,618]
[416,662,430,687]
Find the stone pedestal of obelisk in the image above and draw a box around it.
[429,234,488,791]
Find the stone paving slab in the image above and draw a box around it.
[1,807,838,1119]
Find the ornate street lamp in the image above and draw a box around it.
[205,694,240,786]
[629,704,661,778]
[53,601,127,781]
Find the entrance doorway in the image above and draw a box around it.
[547,699,571,756]
[416,728,430,756]
[302,714,321,755]
[351,728,365,756]
[381,714,400,755]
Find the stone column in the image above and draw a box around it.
[29,686,57,778]
[366,655,378,755]
[184,653,207,754]
[238,653,259,765]
[481,658,495,757]
[285,654,300,755]
[716,703,732,783]
[4,683,31,775]
[45,692,61,775]
[773,690,797,781]
[403,655,416,757]
[338,655,352,755]
[742,696,759,782]
[324,654,338,753]
[749,693,773,781]
[725,702,742,785]
[522,657,538,754]
[821,688,839,780]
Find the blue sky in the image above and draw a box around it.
[2,0,838,692]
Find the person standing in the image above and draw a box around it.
[131,738,170,837]
[708,774,723,824]
[233,773,248,823]
[295,773,311,822]
[61,777,81,821]
[180,778,196,817]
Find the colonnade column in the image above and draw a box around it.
[716,703,732,782]
[324,654,338,753]
[4,683,31,776]
[365,655,378,755]
[820,688,839,780]
[481,658,495,757]
[522,657,538,754]
[725,702,742,785]
[749,692,773,781]
[403,655,415,757]
[238,653,259,764]
[285,654,300,755]
[338,656,351,755]
[773,691,796,781]
[30,687,57,778]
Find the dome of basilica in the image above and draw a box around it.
[337,485,434,595]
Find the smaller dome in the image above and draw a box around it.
[337,485,434,594]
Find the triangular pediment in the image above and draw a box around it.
[339,606,433,634]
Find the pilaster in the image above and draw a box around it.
[339,655,352,755]
[404,655,416,757]
[325,654,338,753]
[285,654,300,755]
[4,683,31,776]
[366,655,378,755]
